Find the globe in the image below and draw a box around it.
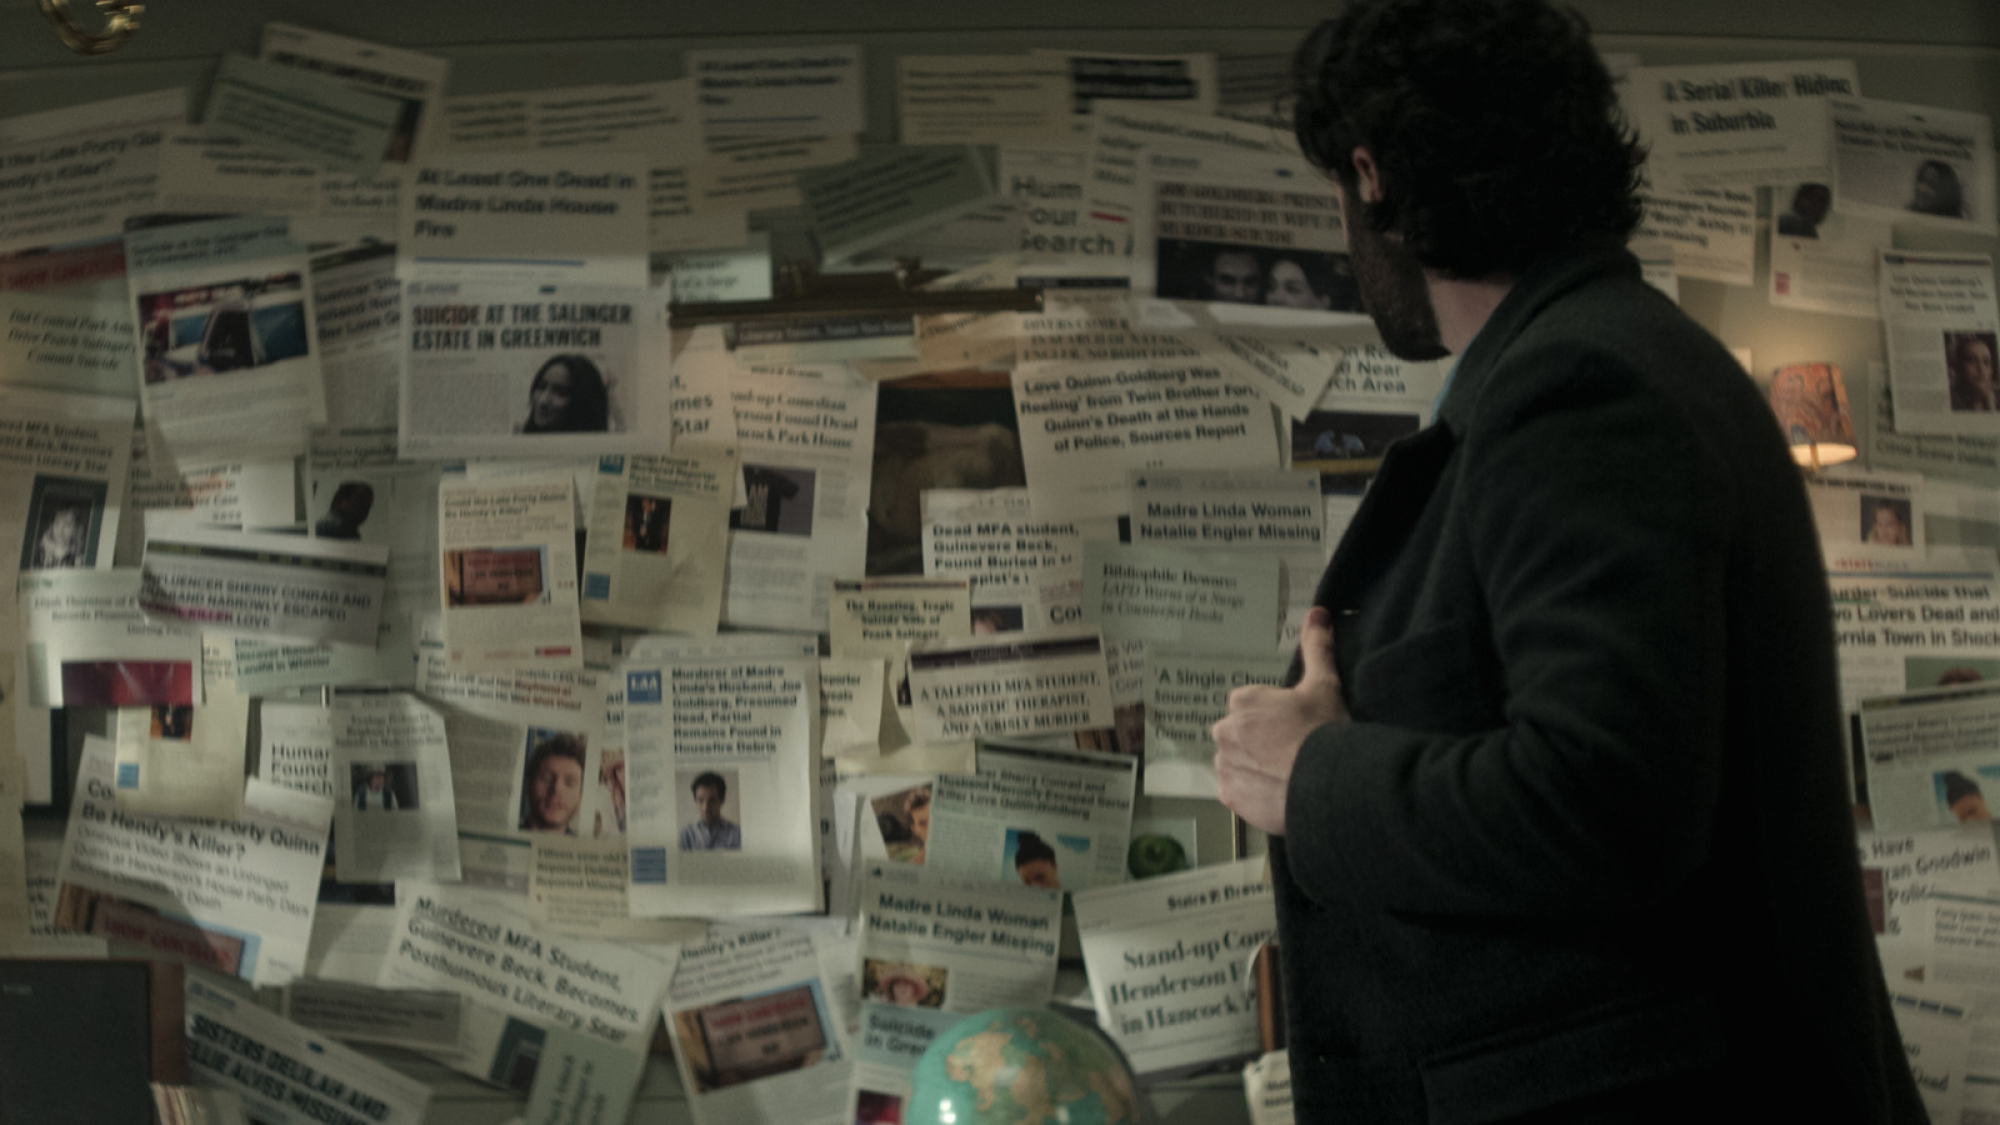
[907,1007,1140,1125]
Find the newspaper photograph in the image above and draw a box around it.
[1622,60,1858,193]
[663,925,853,1125]
[127,215,329,463]
[438,471,583,672]
[723,363,878,631]
[1831,97,1996,233]
[1129,467,1321,643]
[185,973,434,1125]
[55,736,331,986]
[401,279,665,460]
[1807,468,1924,551]
[111,635,250,819]
[1072,855,1275,1074]
[849,862,1062,1121]
[1769,183,1891,319]
[139,524,389,647]
[925,741,1135,891]
[0,286,139,398]
[1881,252,1999,435]
[1012,357,1283,521]
[262,22,451,165]
[415,620,608,889]
[330,691,461,884]
[1082,540,1283,650]
[579,446,738,633]
[20,569,202,709]
[378,881,673,1114]
[398,150,649,286]
[1859,682,2000,831]
[623,655,824,918]
[907,627,1115,743]
[1145,646,1293,799]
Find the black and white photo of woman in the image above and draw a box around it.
[518,354,609,433]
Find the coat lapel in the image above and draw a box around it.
[1315,421,1458,614]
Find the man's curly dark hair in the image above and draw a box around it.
[1289,0,1644,279]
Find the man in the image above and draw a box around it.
[1204,247,1263,303]
[315,482,374,540]
[353,768,399,812]
[1211,2,1922,1121]
[679,771,741,851]
[520,734,585,834]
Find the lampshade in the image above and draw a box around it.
[1767,362,1857,469]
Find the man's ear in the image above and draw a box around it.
[1350,146,1384,204]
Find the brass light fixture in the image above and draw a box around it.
[39,0,143,56]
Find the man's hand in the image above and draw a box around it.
[1212,606,1348,836]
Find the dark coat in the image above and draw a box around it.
[1273,238,1924,1124]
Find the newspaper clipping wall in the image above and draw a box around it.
[623,655,823,918]
[579,446,737,633]
[925,741,1135,892]
[1072,855,1275,1074]
[663,925,854,1125]
[850,862,1062,1119]
[437,471,583,672]
[55,736,331,986]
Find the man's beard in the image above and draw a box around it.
[1347,206,1449,362]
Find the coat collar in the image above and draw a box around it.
[1434,236,1643,434]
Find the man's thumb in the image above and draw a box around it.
[1298,606,1338,683]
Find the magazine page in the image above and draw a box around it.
[907,627,1115,744]
[1071,855,1275,1074]
[401,279,665,460]
[185,973,433,1125]
[55,736,331,986]
[723,363,878,631]
[139,523,389,646]
[438,471,583,672]
[578,446,737,633]
[111,635,249,819]
[926,741,1135,892]
[330,691,461,884]
[127,215,326,461]
[849,862,1063,1120]
[1880,251,1998,436]
[623,655,823,917]
[662,925,854,1125]
[19,569,202,709]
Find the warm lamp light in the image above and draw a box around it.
[1768,362,1857,469]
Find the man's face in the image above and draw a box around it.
[368,772,385,792]
[694,784,725,826]
[1207,251,1262,303]
[531,756,583,830]
[1343,184,1448,362]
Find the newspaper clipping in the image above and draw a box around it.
[1880,252,1998,436]
[926,741,1135,891]
[438,472,583,672]
[579,446,737,633]
[907,627,1115,743]
[331,692,462,885]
